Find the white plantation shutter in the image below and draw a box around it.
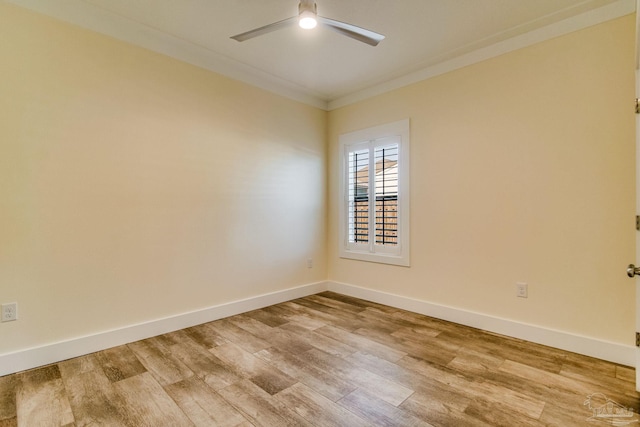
[374,144,399,246]
[339,120,410,266]
[347,147,370,244]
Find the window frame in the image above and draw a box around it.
[338,119,410,267]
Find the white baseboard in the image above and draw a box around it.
[327,281,635,367]
[0,281,328,377]
[2,279,633,377]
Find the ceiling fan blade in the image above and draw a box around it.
[231,16,298,42]
[317,16,385,46]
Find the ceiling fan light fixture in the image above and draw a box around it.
[298,1,318,30]
[299,10,317,29]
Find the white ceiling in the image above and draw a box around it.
[8,0,635,109]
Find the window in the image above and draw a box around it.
[339,119,410,266]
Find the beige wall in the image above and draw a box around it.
[1,2,635,357]
[0,3,327,353]
[328,15,636,345]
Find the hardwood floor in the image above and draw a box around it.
[1,291,638,426]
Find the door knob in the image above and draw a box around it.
[627,264,640,278]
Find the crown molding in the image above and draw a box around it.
[6,0,635,111]
[328,0,635,110]
[5,0,330,110]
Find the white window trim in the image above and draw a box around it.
[338,119,410,267]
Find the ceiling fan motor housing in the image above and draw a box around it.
[299,0,317,16]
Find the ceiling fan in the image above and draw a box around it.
[230,0,385,47]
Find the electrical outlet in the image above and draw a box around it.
[1,303,17,322]
[307,258,313,268]
[516,283,528,298]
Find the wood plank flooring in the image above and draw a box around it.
[1,291,638,426]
